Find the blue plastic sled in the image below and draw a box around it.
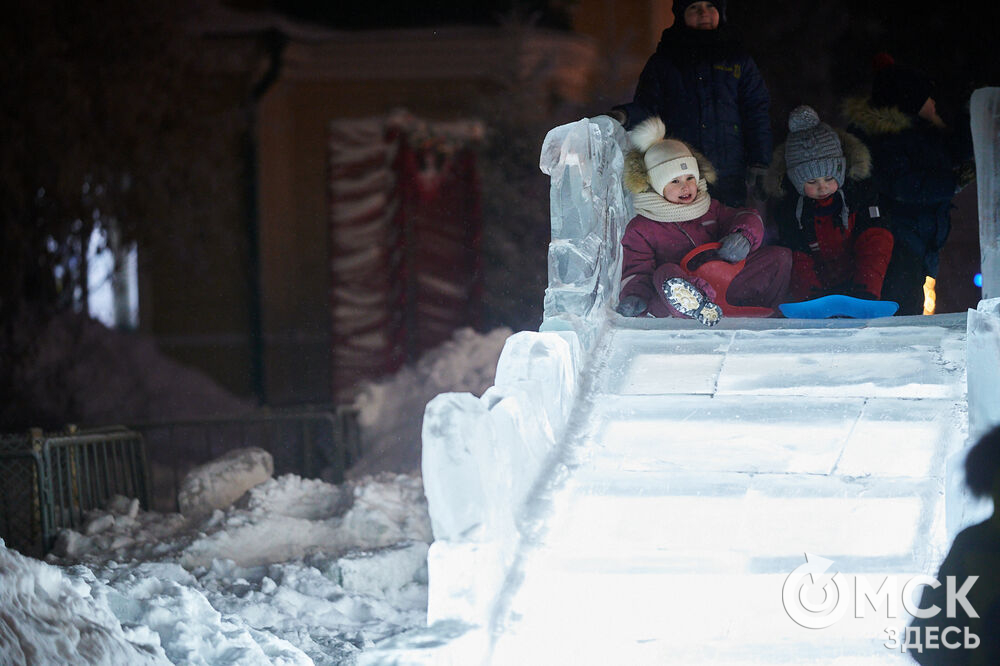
[778,295,899,319]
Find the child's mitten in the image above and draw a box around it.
[616,295,648,317]
[717,232,751,262]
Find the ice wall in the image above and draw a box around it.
[538,117,633,350]
[362,117,632,665]
[967,297,1000,440]
[369,117,632,664]
[949,297,1000,539]
[972,87,1000,299]
[962,89,1000,533]
[420,330,581,628]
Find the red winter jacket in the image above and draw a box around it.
[619,200,764,306]
[770,173,893,300]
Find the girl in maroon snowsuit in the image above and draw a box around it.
[766,106,894,302]
[616,117,791,326]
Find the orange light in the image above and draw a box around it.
[923,276,936,315]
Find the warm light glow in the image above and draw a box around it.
[922,276,936,315]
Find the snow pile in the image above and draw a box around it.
[0,326,521,665]
[2,310,253,430]
[3,452,433,666]
[0,542,170,665]
[351,326,512,476]
[177,447,274,519]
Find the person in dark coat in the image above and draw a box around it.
[766,106,894,303]
[843,55,974,315]
[610,0,772,208]
[908,423,1000,665]
[616,117,791,326]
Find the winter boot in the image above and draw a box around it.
[663,277,723,327]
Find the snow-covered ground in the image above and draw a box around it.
[0,326,511,666]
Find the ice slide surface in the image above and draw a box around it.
[363,109,1000,664]
[489,315,971,665]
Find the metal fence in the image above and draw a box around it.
[0,426,149,558]
[1,406,361,554]
[132,405,361,512]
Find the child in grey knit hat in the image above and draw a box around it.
[766,106,895,303]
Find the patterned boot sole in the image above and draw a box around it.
[663,277,723,327]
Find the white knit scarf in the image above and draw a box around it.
[632,179,711,222]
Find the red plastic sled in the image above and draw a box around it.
[679,242,773,318]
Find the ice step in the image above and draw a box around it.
[492,568,908,665]
[531,471,944,572]
[601,324,966,399]
[579,395,965,477]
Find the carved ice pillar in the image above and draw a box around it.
[971,88,1000,299]
[538,117,633,349]
[421,330,581,627]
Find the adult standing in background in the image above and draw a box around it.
[609,1,773,208]
[843,55,975,315]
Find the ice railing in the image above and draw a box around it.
[972,88,1000,299]
[968,88,1000,446]
[968,298,1000,441]
[945,87,1000,543]
[418,117,629,639]
[538,116,634,348]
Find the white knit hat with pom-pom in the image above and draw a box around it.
[784,105,846,195]
[629,117,700,196]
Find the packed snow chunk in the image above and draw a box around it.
[198,556,425,664]
[179,473,430,569]
[0,540,170,666]
[179,508,346,570]
[340,474,433,547]
[338,541,429,600]
[51,496,188,563]
[239,473,346,519]
[80,562,312,665]
[178,447,274,519]
[105,494,141,519]
[52,529,96,559]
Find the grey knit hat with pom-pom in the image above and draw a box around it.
[784,105,846,196]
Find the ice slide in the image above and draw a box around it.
[365,91,1000,665]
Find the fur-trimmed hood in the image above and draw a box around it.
[841,96,913,138]
[624,143,718,195]
[765,127,872,199]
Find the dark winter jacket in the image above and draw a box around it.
[766,129,894,299]
[842,97,965,277]
[616,24,772,180]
